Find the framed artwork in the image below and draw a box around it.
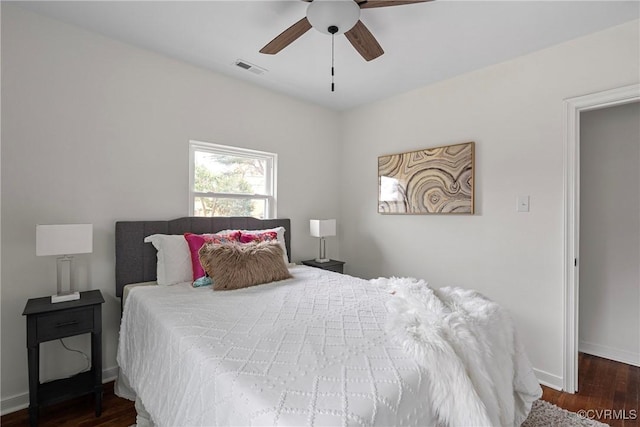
[378,142,475,214]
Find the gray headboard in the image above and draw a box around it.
[115,217,291,298]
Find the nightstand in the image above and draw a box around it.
[301,259,345,274]
[22,290,105,426]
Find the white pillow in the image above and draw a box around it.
[143,234,192,285]
[218,226,290,266]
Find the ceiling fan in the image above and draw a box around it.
[259,0,431,62]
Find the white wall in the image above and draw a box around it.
[579,102,640,366]
[0,5,341,412]
[2,4,638,413]
[339,20,639,388]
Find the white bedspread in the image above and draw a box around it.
[117,266,539,426]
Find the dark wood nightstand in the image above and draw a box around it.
[301,259,345,274]
[22,290,105,426]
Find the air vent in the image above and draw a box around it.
[236,61,251,70]
[234,59,267,75]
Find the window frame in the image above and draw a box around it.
[189,140,277,219]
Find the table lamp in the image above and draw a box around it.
[310,219,336,263]
[36,224,93,303]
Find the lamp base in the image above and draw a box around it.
[314,258,331,263]
[51,291,80,303]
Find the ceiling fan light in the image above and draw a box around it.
[307,0,361,35]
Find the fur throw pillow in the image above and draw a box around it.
[199,241,292,291]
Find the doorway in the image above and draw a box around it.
[563,84,640,393]
[579,102,639,369]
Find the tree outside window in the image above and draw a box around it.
[189,142,276,219]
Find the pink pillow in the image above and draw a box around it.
[239,231,278,244]
[184,232,240,281]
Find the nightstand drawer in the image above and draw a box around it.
[301,259,345,274]
[36,307,93,341]
[322,263,343,273]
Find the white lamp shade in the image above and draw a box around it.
[310,219,336,238]
[307,0,361,35]
[36,224,93,256]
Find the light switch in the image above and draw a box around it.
[517,195,530,212]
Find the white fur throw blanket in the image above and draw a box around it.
[372,277,542,427]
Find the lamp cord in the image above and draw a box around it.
[331,32,335,92]
[59,338,90,374]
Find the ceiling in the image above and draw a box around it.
[13,1,639,111]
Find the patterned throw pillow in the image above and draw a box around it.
[199,241,292,291]
[218,227,289,265]
[192,276,212,288]
[239,231,278,243]
[184,232,241,286]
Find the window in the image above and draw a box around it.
[189,141,277,219]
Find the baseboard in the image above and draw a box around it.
[102,365,119,383]
[0,392,28,417]
[579,341,640,367]
[534,368,563,390]
[0,366,120,416]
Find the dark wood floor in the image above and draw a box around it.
[543,353,639,427]
[2,353,638,426]
[0,381,136,427]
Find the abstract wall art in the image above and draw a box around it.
[378,142,475,214]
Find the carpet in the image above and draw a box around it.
[523,400,610,427]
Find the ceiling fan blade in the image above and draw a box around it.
[358,0,432,9]
[259,17,312,55]
[344,20,384,61]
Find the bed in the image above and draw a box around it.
[115,217,542,426]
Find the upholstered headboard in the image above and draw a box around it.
[115,217,291,298]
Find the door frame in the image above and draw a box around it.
[563,83,639,393]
